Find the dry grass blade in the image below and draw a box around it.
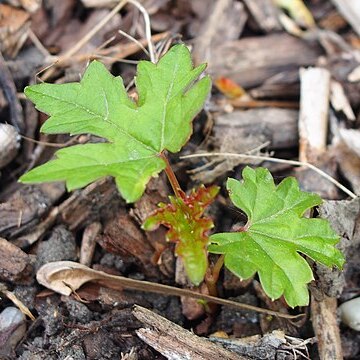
[39,0,155,81]
[181,152,357,199]
[0,284,35,320]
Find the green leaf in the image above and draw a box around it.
[209,167,345,307]
[143,185,219,285]
[19,45,211,202]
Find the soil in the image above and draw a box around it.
[1,0,360,359]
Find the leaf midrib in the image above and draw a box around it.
[57,153,157,167]
[30,89,156,153]
[244,231,296,295]
[160,60,179,150]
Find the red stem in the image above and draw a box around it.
[160,152,183,198]
[205,255,225,297]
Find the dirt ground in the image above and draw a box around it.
[1,0,360,359]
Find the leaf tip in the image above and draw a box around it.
[226,177,238,187]
[18,169,37,184]
[24,85,31,97]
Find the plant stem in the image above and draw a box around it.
[160,152,183,198]
[205,255,225,297]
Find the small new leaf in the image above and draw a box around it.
[209,167,344,307]
[19,45,211,202]
[143,185,219,285]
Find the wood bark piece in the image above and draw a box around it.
[0,238,33,283]
[250,82,300,100]
[190,108,298,184]
[214,108,298,150]
[336,141,360,195]
[17,0,42,13]
[299,67,331,163]
[0,51,24,132]
[208,33,321,88]
[339,128,360,157]
[336,129,360,194]
[0,124,19,169]
[81,0,116,7]
[311,296,343,359]
[193,0,246,64]
[99,208,160,278]
[330,80,355,121]
[210,331,312,359]
[243,0,282,32]
[133,305,246,360]
[317,198,360,297]
[130,176,172,277]
[80,222,101,267]
[0,183,65,238]
[0,4,30,58]
[130,176,168,248]
[331,0,360,37]
[60,178,121,231]
[13,179,120,248]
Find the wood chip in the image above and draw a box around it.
[193,0,247,64]
[243,0,282,33]
[133,305,246,360]
[339,128,360,157]
[331,0,360,37]
[299,67,331,162]
[214,108,298,150]
[190,108,298,183]
[335,141,360,194]
[0,124,20,169]
[0,4,30,57]
[330,80,355,121]
[19,0,42,13]
[80,222,102,267]
[208,34,321,88]
[99,208,160,278]
[311,296,343,359]
[0,183,65,238]
[347,65,360,82]
[0,238,33,283]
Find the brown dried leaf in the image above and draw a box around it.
[36,261,299,319]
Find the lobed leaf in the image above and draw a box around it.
[19,45,211,202]
[209,167,345,307]
[143,185,219,285]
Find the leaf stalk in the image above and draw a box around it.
[160,152,184,199]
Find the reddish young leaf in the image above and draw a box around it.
[143,185,219,285]
[214,76,246,98]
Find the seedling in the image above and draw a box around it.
[20,45,344,307]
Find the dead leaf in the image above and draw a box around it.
[36,261,301,319]
[214,77,247,99]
